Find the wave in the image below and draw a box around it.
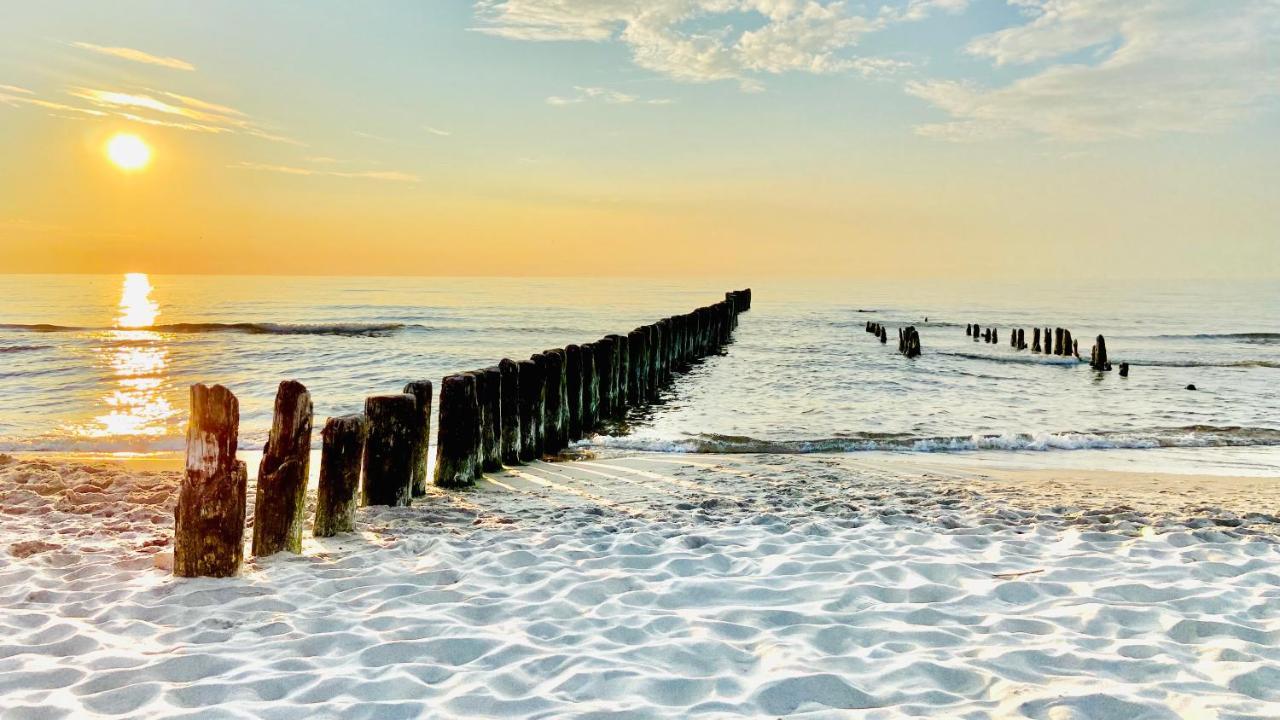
[939,351,1082,366]
[0,344,50,354]
[1130,359,1280,369]
[591,426,1280,455]
[1156,332,1280,344]
[0,322,411,337]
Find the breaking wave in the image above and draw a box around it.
[591,426,1280,454]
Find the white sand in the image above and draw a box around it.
[1,451,1278,719]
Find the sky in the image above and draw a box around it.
[1,0,1277,279]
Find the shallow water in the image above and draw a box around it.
[0,274,1277,474]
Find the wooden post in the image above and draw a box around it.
[402,380,433,497]
[499,359,522,464]
[879,326,887,344]
[517,359,542,461]
[1119,362,1129,377]
[433,373,480,487]
[478,366,503,471]
[1063,330,1074,358]
[579,344,598,435]
[655,319,671,384]
[594,338,616,422]
[1054,328,1064,356]
[966,323,972,336]
[645,325,660,401]
[992,328,998,345]
[363,393,418,504]
[542,349,567,452]
[900,326,921,358]
[175,384,247,578]
[610,334,629,417]
[628,329,647,409]
[565,344,583,441]
[252,380,313,557]
[529,353,549,454]
[1090,335,1111,371]
[1032,327,1041,353]
[313,414,367,538]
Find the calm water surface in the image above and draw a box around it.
[1,274,1276,475]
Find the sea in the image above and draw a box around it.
[1,274,1277,477]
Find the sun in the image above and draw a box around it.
[106,133,152,171]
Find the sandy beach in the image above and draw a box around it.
[3,451,1277,719]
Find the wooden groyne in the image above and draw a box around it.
[173,288,751,576]
[963,324,1118,369]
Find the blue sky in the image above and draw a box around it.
[1,1,1277,277]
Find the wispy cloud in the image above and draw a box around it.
[908,0,1280,142]
[71,42,196,71]
[547,86,673,106]
[64,87,300,144]
[231,161,420,183]
[0,84,106,116]
[424,125,452,137]
[474,0,961,90]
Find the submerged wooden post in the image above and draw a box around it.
[479,366,504,471]
[992,328,998,345]
[499,359,522,464]
[966,323,972,336]
[175,384,247,578]
[900,326,921,358]
[565,345,583,441]
[1090,335,1111,371]
[879,326,887,344]
[313,414,367,538]
[363,393,417,505]
[1054,328,1064,355]
[1119,362,1130,377]
[252,380,313,557]
[402,380,433,497]
[1032,327,1042,353]
[433,373,480,487]
[972,323,980,342]
[1063,329,1074,358]
[517,359,542,461]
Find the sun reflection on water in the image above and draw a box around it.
[74,274,177,444]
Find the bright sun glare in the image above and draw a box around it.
[106,133,152,171]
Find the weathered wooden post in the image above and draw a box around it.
[499,359,522,464]
[1054,328,1064,356]
[628,328,647,408]
[542,349,567,452]
[879,326,887,344]
[610,334,629,417]
[1119,362,1130,377]
[313,414,367,538]
[644,325,660,401]
[517,359,542,461]
[992,328,998,345]
[1063,330,1073,358]
[973,323,980,342]
[565,344,583,441]
[175,384,247,578]
[579,344,598,434]
[479,366,503,471]
[594,338,616,422]
[899,326,921,358]
[529,353,549,453]
[966,323,972,336]
[363,393,418,505]
[252,380,313,557]
[402,380,433,497]
[433,373,481,487]
[656,319,672,384]
[1032,327,1042,353]
[1090,335,1111,371]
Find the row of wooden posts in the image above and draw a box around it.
[965,324,1127,376]
[863,321,921,358]
[173,289,752,578]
